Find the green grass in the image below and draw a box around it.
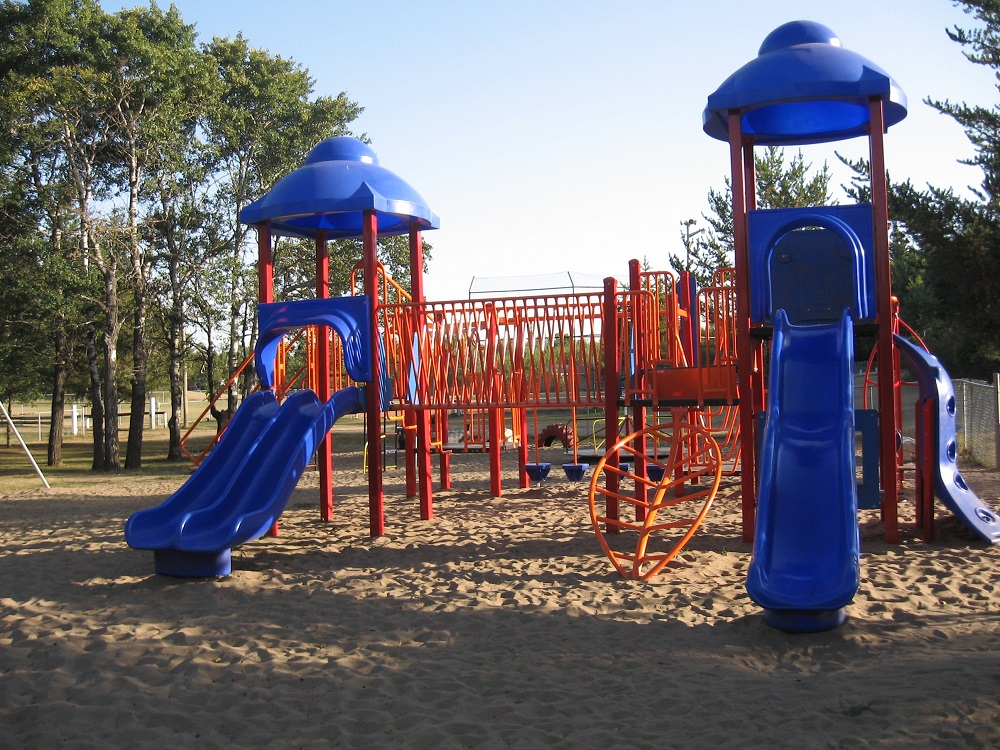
[0,414,374,494]
[0,431,197,492]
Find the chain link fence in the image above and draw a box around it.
[954,376,999,469]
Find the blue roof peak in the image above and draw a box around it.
[304,137,379,166]
[758,20,841,55]
[703,20,906,146]
[239,136,438,239]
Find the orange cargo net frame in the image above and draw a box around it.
[589,421,723,580]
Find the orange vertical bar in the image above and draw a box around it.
[409,226,434,519]
[363,210,385,537]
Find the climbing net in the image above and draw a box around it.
[589,421,723,580]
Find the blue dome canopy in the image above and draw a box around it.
[703,20,907,145]
[240,136,439,239]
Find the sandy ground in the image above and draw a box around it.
[1,450,998,749]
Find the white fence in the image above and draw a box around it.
[5,394,170,441]
[954,376,1000,470]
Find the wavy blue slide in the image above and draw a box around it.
[747,309,861,632]
[126,295,374,577]
[894,335,1000,544]
[125,385,365,577]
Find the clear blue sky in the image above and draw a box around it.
[112,1,996,300]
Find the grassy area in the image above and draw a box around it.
[0,409,375,494]
[0,432,194,493]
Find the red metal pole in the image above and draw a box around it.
[869,97,899,543]
[629,260,647,521]
[729,114,757,543]
[257,221,273,305]
[315,232,334,522]
[485,304,503,497]
[603,277,620,532]
[363,211,385,537]
[257,222,280,537]
[409,225,434,520]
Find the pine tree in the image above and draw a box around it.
[673,147,832,286]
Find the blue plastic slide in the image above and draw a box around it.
[746,309,861,632]
[893,335,1000,544]
[125,296,374,577]
[125,385,365,577]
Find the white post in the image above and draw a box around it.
[71,404,79,436]
[149,396,157,430]
[0,401,49,488]
[37,412,42,441]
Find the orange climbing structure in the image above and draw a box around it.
[190,239,741,575]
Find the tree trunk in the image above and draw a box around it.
[166,269,184,461]
[125,290,146,470]
[101,266,120,473]
[47,326,68,467]
[125,140,146,471]
[86,325,106,471]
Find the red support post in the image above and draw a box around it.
[729,114,757,543]
[257,223,282,537]
[257,221,273,305]
[603,277,621,532]
[628,260,648,521]
[869,97,899,543]
[363,211,385,537]
[408,226,434,520]
[484,303,503,497]
[315,232,334,522]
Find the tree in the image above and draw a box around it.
[674,146,833,285]
[0,0,109,467]
[200,35,362,428]
[92,3,212,469]
[841,1,1000,377]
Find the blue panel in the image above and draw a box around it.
[856,409,881,510]
[748,204,875,325]
[255,296,372,387]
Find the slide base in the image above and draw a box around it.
[154,548,232,578]
[763,607,847,634]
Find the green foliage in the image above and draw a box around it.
[0,0,366,464]
[837,1,1000,378]
[674,147,833,285]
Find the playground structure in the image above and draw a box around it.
[702,20,998,632]
[126,21,998,633]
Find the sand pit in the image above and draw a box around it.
[1,451,998,748]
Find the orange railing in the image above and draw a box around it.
[180,265,743,466]
[383,293,607,409]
